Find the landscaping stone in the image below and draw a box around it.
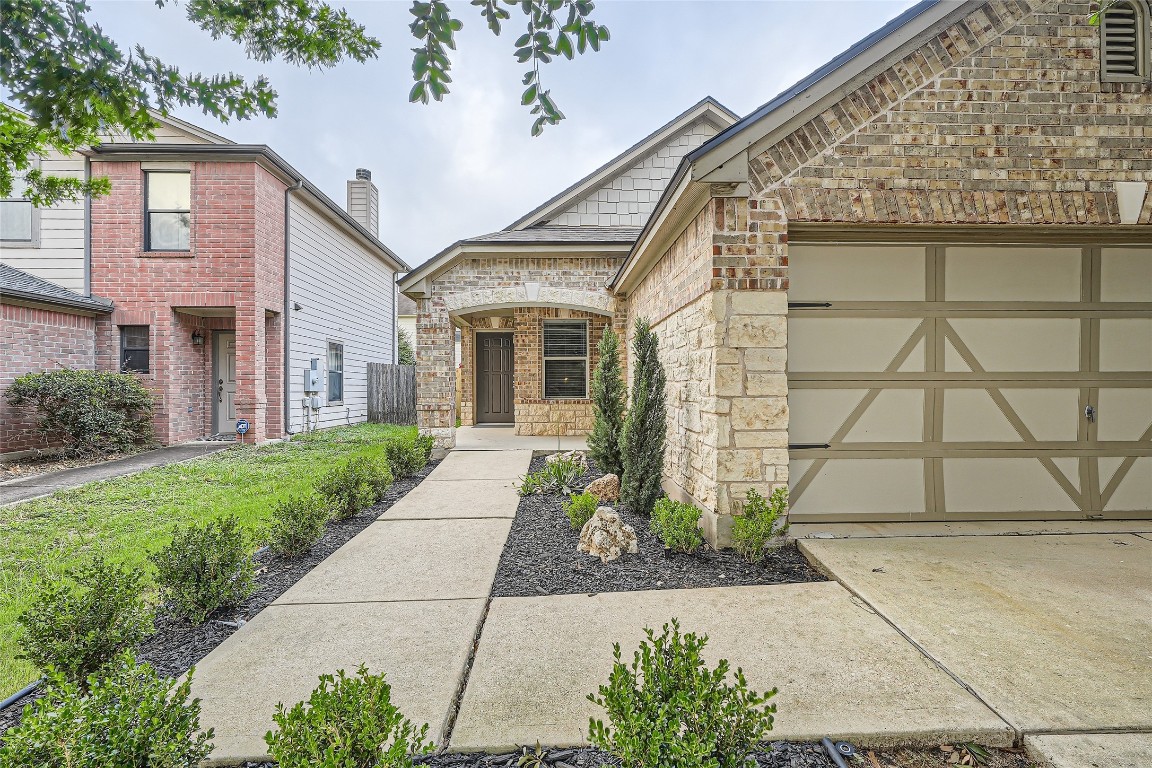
[800,534,1152,734]
[1024,733,1152,768]
[577,507,638,563]
[584,473,619,502]
[451,583,1012,752]
[546,450,588,471]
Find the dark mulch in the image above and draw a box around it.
[0,458,441,736]
[490,455,826,598]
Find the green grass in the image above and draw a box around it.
[0,423,414,698]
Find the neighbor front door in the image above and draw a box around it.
[476,332,514,424]
[213,331,237,433]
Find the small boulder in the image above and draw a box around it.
[578,507,638,564]
[585,473,620,503]
[546,450,587,471]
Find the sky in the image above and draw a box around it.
[83,0,920,268]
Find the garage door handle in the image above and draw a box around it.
[788,302,832,309]
[1085,405,1096,423]
[789,443,831,450]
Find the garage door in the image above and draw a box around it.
[787,244,1152,523]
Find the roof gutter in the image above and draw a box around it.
[0,287,113,313]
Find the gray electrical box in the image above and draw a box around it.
[304,359,322,393]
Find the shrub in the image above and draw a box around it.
[4,368,154,454]
[266,664,432,768]
[563,491,600,530]
[587,326,626,477]
[150,515,257,624]
[267,493,331,558]
[650,498,704,553]
[384,434,433,478]
[0,652,214,768]
[621,319,666,516]
[516,455,583,497]
[732,487,790,565]
[397,327,416,366]
[17,554,154,688]
[318,456,393,520]
[588,619,776,768]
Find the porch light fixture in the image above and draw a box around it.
[191,330,205,346]
[1115,181,1148,225]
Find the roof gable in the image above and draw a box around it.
[508,97,738,230]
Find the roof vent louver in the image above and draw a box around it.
[1101,0,1149,81]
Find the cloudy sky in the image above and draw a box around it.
[86,0,918,268]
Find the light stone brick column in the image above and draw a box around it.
[416,297,456,448]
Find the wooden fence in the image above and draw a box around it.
[367,363,417,425]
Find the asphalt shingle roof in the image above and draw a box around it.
[464,226,642,245]
[0,263,113,312]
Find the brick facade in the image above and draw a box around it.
[0,304,99,454]
[90,160,287,445]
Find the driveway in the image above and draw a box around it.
[800,533,1152,741]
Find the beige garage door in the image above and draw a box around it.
[787,244,1152,523]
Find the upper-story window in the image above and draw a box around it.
[0,172,37,245]
[1101,0,1150,81]
[144,171,191,251]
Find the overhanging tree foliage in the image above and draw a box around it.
[0,0,609,206]
[587,324,625,477]
[620,318,666,517]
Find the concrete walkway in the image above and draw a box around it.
[455,425,586,451]
[190,449,532,764]
[0,443,229,505]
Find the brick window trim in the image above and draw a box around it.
[139,250,196,259]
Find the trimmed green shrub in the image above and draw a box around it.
[650,498,704,553]
[4,368,154,454]
[621,319,666,517]
[516,455,583,497]
[266,664,432,768]
[588,619,776,768]
[563,491,599,530]
[267,493,331,558]
[0,651,214,768]
[732,487,790,565]
[587,326,626,477]
[397,327,416,366]
[17,554,154,688]
[384,434,433,478]
[150,515,256,624]
[318,456,393,520]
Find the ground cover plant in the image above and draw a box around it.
[562,491,599,530]
[266,665,432,768]
[0,652,213,767]
[588,619,777,768]
[16,555,153,688]
[517,454,585,496]
[0,423,413,698]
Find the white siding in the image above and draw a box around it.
[0,149,86,292]
[287,196,397,433]
[548,120,719,227]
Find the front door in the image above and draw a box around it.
[213,331,237,433]
[476,332,514,424]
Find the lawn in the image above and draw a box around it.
[0,423,414,698]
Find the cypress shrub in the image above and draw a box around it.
[587,325,626,477]
[620,318,666,516]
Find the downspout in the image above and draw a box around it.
[83,157,92,296]
[283,178,303,436]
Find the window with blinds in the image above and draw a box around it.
[542,320,588,399]
[1101,0,1148,81]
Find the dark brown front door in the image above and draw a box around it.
[476,332,514,424]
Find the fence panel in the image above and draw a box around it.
[367,363,417,425]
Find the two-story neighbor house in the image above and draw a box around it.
[403,0,1151,545]
[0,114,408,452]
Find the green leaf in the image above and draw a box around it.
[521,84,537,105]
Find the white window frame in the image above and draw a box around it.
[327,341,345,404]
[541,319,589,400]
[144,170,192,252]
[1,162,40,246]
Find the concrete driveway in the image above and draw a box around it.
[800,532,1152,760]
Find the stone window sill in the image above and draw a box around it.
[141,250,194,259]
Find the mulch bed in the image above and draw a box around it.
[0,458,442,736]
[490,454,826,598]
[0,448,144,482]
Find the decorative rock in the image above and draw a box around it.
[546,450,587,471]
[578,508,638,563]
[584,473,620,503]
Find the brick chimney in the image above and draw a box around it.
[346,168,379,237]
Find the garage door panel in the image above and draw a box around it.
[788,318,925,373]
[942,389,1025,443]
[1099,319,1152,371]
[939,388,1082,444]
[1096,389,1152,442]
[787,245,926,302]
[790,458,925,519]
[1102,458,1152,512]
[944,458,1081,514]
[1100,248,1152,303]
[945,319,1080,372]
[945,247,1082,302]
[999,389,1082,443]
[789,389,925,444]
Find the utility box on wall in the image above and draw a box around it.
[304,359,322,393]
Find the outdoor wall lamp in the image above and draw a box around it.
[191,330,205,346]
[1115,181,1148,225]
